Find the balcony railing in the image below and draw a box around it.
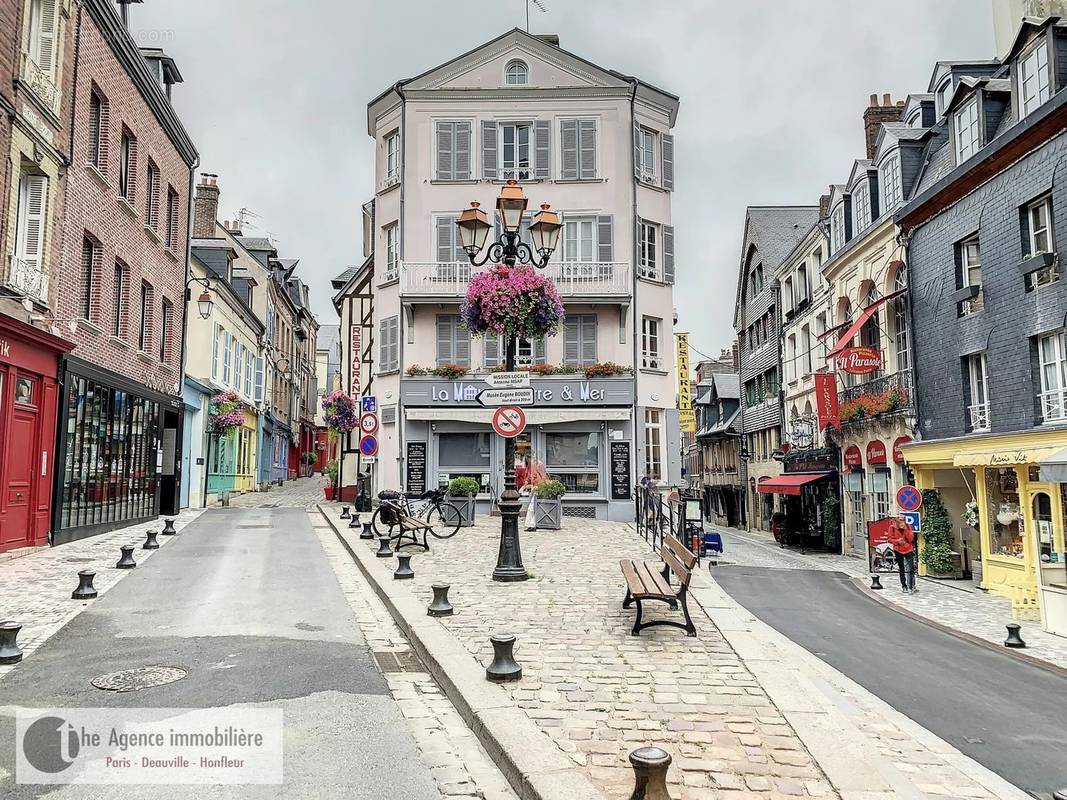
[21,53,58,109]
[398,261,631,298]
[838,369,912,425]
[968,401,990,431]
[6,255,49,303]
[1041,388,1067,423]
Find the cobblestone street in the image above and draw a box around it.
[226,476,330,508]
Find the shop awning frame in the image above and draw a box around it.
[952,446,1063,467]
[827,289,906,358]
[757,472,834,496]
[1038,447,1067,481]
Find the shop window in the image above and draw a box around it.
[870,469,891,521]
[1034,491,1054,560]
[546,432,600,494]
[14,377,35,406]
[437,432,490,488]
[644,408,663,481]
[844,470,865,552]
[985,468,1023,558]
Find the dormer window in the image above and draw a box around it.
[954,97,980,163]
[831,204,845,254]
[852,182,871,233]
[936,77,953,116]
[505,60,528,86]
[1020,41,1051,117]
[907,109,923,127]
[880,155,902,212]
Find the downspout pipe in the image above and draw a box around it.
[627,77,640,492]
[394,80,407,495]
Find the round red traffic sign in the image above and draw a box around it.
[896,485,923,512]
[359,434,379,457]
[359,413,379,435]
[491,406,526,438]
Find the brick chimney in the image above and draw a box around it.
[818,193,832,220]
[193,174,220,238]
[863,93,905,161]
[223,219,243,237]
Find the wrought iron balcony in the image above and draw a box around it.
[838,369,912,425]
[21,53,58,110]
[6,255,49,303]
[968,401,990,432]
[397,261,631,299]
[1040,388,1067,423]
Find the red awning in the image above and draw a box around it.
[827,289,906,358]
[757,472,833,496]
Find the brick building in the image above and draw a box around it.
[51,0,196,543]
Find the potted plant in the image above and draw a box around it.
[323,460,339,500]
[302,451,318,471]
[446,476,480,527]
[920,489,956,577]
[532,479,566,530]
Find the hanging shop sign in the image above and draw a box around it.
[610,441,632,500]
[401,377,634,407]
[406,441,427,495]
[866,440,887,465]
[477,387,534,407]
[843,445,863,468]
[789,418,815,450]
[814,372,840,431]
[892,436,911,464]
[484,371,530,389]
[349,324,362,397]
[783,448,837,474]
[675,332,695,433]
[835,346,883,375]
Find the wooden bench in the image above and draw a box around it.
[378,500,431,551]
[620,536,698,637]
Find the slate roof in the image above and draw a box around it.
[711,372,740,399]
[237,236,275,252]
[747,206,820,270]
[331,266,359,289]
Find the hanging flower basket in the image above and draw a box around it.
[321,390,358,434]
[460,264,565,340]
[209,391,249,435]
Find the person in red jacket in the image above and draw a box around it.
[887,518,917,593]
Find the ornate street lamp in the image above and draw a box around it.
[185,276,213,320]
[456,181,562,582]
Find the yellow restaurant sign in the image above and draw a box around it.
[676,333,695,433]
[952,446,1062,467]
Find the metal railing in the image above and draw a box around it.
[960,291,984,316]
[968,401,990,431]
[1041,388,1067,423]
[21,53,58,108]
[6,255,48,302]
[838,369,912,421]
[634,485,685,552]
[399,261,631,297]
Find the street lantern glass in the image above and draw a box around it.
[197,290,213,319]
[530,203,562,258]
[456,201,491,256]
[496,179,528,234]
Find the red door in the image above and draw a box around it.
[1,396,39,551]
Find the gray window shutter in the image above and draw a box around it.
[484,333,501,368]
[663,225,675,284]
[578,120,597,180]
[633,120,642,179]
[564,319,580,366]
[534,336,546,364]
[455,320,470,366]
[581,315,597,365]
[482,120,498,181]
[436,315,454,365]
[436,217,454,263]
[662,134,674,191]
[534,119,550,180]
[597,215,613,262]
[455,122,471,180]
[560,119,578,180]
[436,122,454,180]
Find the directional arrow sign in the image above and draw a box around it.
[476,387,534,407]
[484,371,531,389]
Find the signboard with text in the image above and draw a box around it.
[484,371,531,389]
[477,387,534,407]
[349,324,362,397]
[400,377,633,407]
[610,441,632,500]
[406,441,427,495]
[675,333,695,433]
[814,372,839,431]
[835,346,883,375]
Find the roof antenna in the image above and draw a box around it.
[526,0,547,32]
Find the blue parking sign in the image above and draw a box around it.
[902,511,921,533]
[361,396,377,413]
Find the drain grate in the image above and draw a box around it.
[64,557,95,563]
[91,666,188,692]
[372,651,424,673]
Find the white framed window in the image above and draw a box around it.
[954,97,980,163]
[830,203,845,253]
[936,77,953,116]
[385,131,400,183]
[638,127,657,184]
[222,330,232,385]
[1038,330,1067,423]
[384,223,399,282]
[1026,196,1057,290]
[638,220,658,279]
[546,432,600,495]
[641,316,661,370]
[504,60,528,86]
[500,123,531,180]
[1020,40,1051,117]
[801,325,812,375]
[908,109,923,127]
[380,316,399,373]
[28,0,59,78]
[563,218,595,262]
[435,314,469,367]
[852,182,871,232]
[871,469,891,521]
[484,333,544,368]
[644,408,663,481]
[880,155,902,211]
[960,238,984,315]
[967,352,990,431]
[211,323,221,379]
[13,172,48,299]
[235,341,244,392]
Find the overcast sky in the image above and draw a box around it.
[133,0,995,360]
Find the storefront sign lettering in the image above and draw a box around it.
[0,338,10,358]
[989,451,1031,466]
[892,435,911,464]
[676,333,695,433]
[350,324,362,397]
[814,373,839,431]
[835,346,883,375]
[866,440,887,465]
[406,441,427,495]
[610,441,631,500]
[430,381,606,404]
[843,445,863,467]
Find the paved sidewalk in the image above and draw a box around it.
[226,475,331,508]
[0,509,202,679]
[714,525,1067,671]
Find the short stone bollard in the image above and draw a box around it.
[627,746,673,800]
[116,545,137,569]
[0,621,24,664]
[161,518,177,536]
[394,554,415,580]
[143,529,160,550]
[1004,623,1026,648]
[870,575,883,590]
[360,521,375,540]
[427,584,453,617]
[485,633,522,683]
[221,492,231,507]
[340,506,351,519]
[1052,789,1067,800]
[72,570,98,600]
[348,512,361,529]
[375,536,393,558]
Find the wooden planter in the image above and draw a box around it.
[533,498,562,530]
[445,495,476,527]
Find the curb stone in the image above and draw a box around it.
[318,505,607,800]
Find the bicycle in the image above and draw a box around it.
[371,488,462,540]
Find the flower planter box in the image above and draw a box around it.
[533,498,562,530]
[445,495,476,527]
[323,486,335,501]
[1018,251,1055,276]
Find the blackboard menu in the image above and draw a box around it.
[406,442,427,495]
[610,441,631,500]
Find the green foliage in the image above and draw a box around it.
[448,476,480,497]
[324,460,339,482]
[301,451,318,465]
[821,496,840,548]
[534,479,566,500]
[920,488,955,574]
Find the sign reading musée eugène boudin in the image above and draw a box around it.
[400,377,635,407]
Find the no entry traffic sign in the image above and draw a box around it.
[359,413,379,435]
[359,434,379,457]
[491,406,526,438]
[896,485,923,512]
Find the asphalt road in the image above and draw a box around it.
[714,565,1067,798]
[0,507,441,800]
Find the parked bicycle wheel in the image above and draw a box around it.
[370,505,398,537]
[426,503,461,539]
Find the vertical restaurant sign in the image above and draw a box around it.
[349,322,361,398]
[814,372,839,431]
[676,333,695,433]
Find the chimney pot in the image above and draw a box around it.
[883,92,891,105]
[869,93,878,106]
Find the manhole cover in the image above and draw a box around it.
[372,651,424,673]
[91,666,187,692]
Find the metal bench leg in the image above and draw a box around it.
[623,588,634,609]
[631,598,643,636]
[679,587,697,637]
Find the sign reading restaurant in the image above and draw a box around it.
[400,376,635,407]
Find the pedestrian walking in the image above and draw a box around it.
[888,517,917,593]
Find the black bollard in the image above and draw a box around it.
[348,512,360,529]
[1004,623,1026,648]
[0,621,23,664]
[116,545,137,569]
[1052,790,1067,800]
[870,575,883,590]
[161,518,177,536]
[143,529,160,550]
[340,506,351,519]
[375,535,393,558]
[485,634,522,682]
[360,521,375,540]
[394,554,415,580]
[72,570,98,600]
[627,746,672,800]
[427,584,454,617]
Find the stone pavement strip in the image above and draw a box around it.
[319,506,1036,800]
[226,474,330,508]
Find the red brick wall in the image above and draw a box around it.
[57,5,191,395]
[0,0,20,261]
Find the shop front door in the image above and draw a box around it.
[2,401,39,551]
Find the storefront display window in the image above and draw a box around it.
[870,469,890,521]
[546,432,600,494]
[438,432,491,487]
[985,468,1023,558]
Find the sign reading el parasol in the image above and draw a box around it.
[491,406,526,438]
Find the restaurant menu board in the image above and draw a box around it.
[610,441,631,500]
[406,442,427,495]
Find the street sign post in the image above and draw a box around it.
[901,511,921,533]
[896,485,923,512]
[491,406,526,438]
[484,371,531,389]
[361,396,377,414]
[359,434,379,457]
[476,387,534,407]
[359,413,379,435]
